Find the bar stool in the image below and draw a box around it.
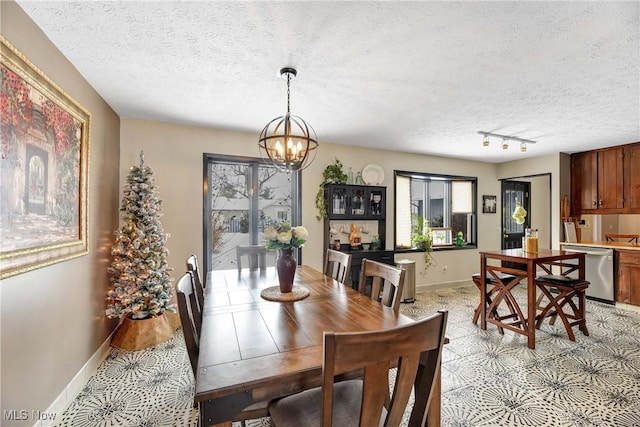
[471,272,519,334]
[535,275,590,341]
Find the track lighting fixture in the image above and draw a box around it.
[478,131,536,153]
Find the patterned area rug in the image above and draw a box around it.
[56,284,640,426]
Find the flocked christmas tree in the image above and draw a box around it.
[106,152,174,320]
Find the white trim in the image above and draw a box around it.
[416,280,473,293]
[34,329,117,427]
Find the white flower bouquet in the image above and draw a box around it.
[264,222,308,250]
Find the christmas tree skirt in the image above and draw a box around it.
[111,312,180,351]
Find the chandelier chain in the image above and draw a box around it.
[286,72,291,114]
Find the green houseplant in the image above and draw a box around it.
[411,215,434,271]
[315,158,348,220]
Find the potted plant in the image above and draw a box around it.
[106,153,178,350]
[315,158,348,220]
[411,215,434,271]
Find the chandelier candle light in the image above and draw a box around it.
[258,67,318,171]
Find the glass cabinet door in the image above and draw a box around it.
[348,187,367,216]
[326,184,386,220]
[367,188,385,217]
[328,185,348,217]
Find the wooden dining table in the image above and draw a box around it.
[194,265,444,427]
[479,248,586,349]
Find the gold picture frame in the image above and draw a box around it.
[0,36,90,279]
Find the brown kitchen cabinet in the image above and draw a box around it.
[625,143,640,210]
[616,250,640,305]
[571,147,624,213]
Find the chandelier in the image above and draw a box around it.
[478,131,536,153]
[258,68,318,171]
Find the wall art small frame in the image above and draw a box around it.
[431,227,452,246]
[482,195,497,214]
[0,36,90,279]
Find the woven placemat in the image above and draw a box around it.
[260,285,311,302]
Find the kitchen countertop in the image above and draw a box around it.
[560,241,640,251]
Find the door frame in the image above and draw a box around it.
[202,153,302,275]
[500,173,552,251]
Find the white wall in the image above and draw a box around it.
[1,2,121,423]
[120,119,567,289]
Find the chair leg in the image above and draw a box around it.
[472,285,504,333]
[473,276,526,335]
[578,290,589,336]
[536,284,589,341]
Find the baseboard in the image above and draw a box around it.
[416,279,473,293]
[35,328,117,427]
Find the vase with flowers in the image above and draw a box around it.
[264,222,308,293]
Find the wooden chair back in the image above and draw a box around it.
[323,249,352,286]
[604,233,639,243]
[358,259,406,315]
[236,245,268,272]
[176,271,200,375]
[186,254,205,312]
[321,310,448,427]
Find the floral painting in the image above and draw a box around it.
[0,36,90,279]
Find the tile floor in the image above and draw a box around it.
[57,284,640,426]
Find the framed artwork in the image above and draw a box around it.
[0,36,90,279]
[482,195,497,214]
[432,227,452,246]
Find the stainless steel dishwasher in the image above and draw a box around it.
[562,246,615,304]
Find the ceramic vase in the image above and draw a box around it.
[276,248,296,293]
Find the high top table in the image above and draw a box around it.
[479,248,586,349]
[195,265,444,426]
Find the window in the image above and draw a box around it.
[203,154,301,272]
[395,171,477,250]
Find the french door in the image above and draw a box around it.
[502,180,531,250]
[203,154,300,273]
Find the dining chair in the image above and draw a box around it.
[176,271,270,426]
[535,275,590,341]
[269,309,449,427]
[471,272,520,334]
[604,233,639,244]
[236,245,268,272]
[358,259,406,315]
[176,271,201,374]
[324,249,352,286]
[186,254,204,313]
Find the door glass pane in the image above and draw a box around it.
[206,158,295,271]
[208,162,251,270]
[258,164,292,238]
[504,189,525,234]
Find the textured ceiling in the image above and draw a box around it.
[15,1,640,163]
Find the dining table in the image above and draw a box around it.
[479,248,586,349]
[194,265,444,427]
